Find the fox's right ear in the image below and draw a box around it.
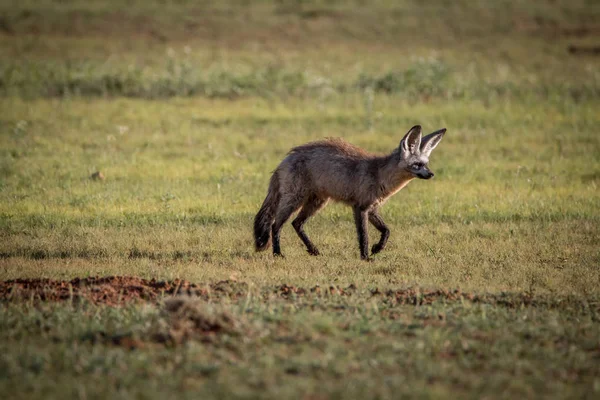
[400,125,422,157]
[420,128,446,158]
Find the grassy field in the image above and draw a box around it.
[1,0,599,398]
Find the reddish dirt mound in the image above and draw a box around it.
[0,276,247,306]
[2,277,592,311]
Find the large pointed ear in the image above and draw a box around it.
[400,125,422,158]
[420,128,446,158]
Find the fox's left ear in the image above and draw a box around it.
[420,128,446,158]
[400,125,422,158]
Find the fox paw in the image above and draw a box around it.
[371,244,384,255]
[307,248,320,256]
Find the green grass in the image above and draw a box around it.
[1,290,599,399]
[1,97,598,293]
[1,0,599,398]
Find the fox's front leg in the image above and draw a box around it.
[369,210,390,255]
[353,206,370,260]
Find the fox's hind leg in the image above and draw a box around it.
[353,206,371,260]
[292,196,328,256]
[369,209,390,255]
[271,195,303,257]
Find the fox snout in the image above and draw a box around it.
[420,171,434,179]
[414,167,434,180]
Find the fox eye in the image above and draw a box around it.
[413,163,422,169]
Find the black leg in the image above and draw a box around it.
[353,206,370,260]
[271,200,301,257]
[369,210,390,255]
[292,197,327,255]
[271,223,283,257]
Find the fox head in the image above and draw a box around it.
[399,125,446,180]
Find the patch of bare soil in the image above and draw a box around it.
[380,288,598,312]
[0,276,247,306]
[1,277,596,312]
[567,45,600,56]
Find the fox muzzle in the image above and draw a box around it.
[419,171,434,179]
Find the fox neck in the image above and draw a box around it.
[377,154,414,200]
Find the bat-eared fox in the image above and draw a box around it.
[254,125,446,261]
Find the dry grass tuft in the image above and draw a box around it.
[156,297,241,344]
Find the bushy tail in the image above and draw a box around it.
[254,171,281,251]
